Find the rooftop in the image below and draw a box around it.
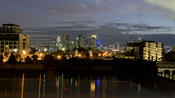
[2,23,19,27]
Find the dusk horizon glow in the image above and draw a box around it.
[1,0,175,46]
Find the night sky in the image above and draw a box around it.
[1,0,175,46]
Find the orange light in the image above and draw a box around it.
[98,53,101,56]
[90,53,93,57]
[23,35,26,39]
[39,53,43,57]
[90,81,95,92]
[22,50,26,55]
[57,55,62,59]
[78,54,82,58]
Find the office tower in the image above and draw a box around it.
[63,33,71,51]
[54,35,62,50]
[91,34,97,50]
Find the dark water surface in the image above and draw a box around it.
[0,73,174,98]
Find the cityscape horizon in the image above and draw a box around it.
[1,0,175,98]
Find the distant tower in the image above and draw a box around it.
[55,35,62,50]
[78,35,86,48]
[115,42,120,52]
[63,33,71,51]
[91,34,97,50]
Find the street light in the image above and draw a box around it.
[78,54,82,58]
[39,53,43,57]
[98,53,101,57]
[90,81,95,92]
[57,55,62,59]
[90,53,93,57]
[22,50,26,55]
[62,48,65,51]
[44,48,47,52]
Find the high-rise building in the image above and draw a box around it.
[63,33,71,51]
[126,39,163,61]
[54,35,62,50]
[109,42,120,52]
[73,35,88,50]
[77,35,86,48]
[91,34,97,50]
[113,42,120,52]
[0,24,29,57]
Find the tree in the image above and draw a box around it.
[0,55,4,64]
[25,56,33,64]
[7,53,17,64]
[32,55,38,62]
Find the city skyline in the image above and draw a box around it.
[1,1,175,97]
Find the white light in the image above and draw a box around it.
[44,48,47,52]
[91,35,97,39]
[62,48,65,51]
[13,49,18,52]
[22,50,26,55]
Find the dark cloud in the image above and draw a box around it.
[24,21,171,46]
[1,0,175,46]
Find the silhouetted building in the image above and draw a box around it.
[0,24,29,56]
[126,38,163,61]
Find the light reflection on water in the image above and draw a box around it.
[0,73,172,98]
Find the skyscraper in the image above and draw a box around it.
[91,34,97,50]
[55,35,62,50]
[63,33,71,51]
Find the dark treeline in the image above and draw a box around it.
[0,54,157,84]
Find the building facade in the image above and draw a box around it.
[91,34,97,50]
[0,24,29,57]
[126,39,163,61]
[63,33,71,51]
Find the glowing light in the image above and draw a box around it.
[22,50,26,55]
[78,54,82,58]
[62,48,65,51]
[90,81,95,92]
[91,35,97,39]
[44,48,47,52]
[103,52,107,57]
[39,53,43,57]
[90,53,93,57]
[98,53,101,56]
[96,79,100,86]
[97,40,101,43]
[57,55,62,59]
[23,35,26,39]
[13,49,18,52]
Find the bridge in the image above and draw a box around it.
[157,62,175,80]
